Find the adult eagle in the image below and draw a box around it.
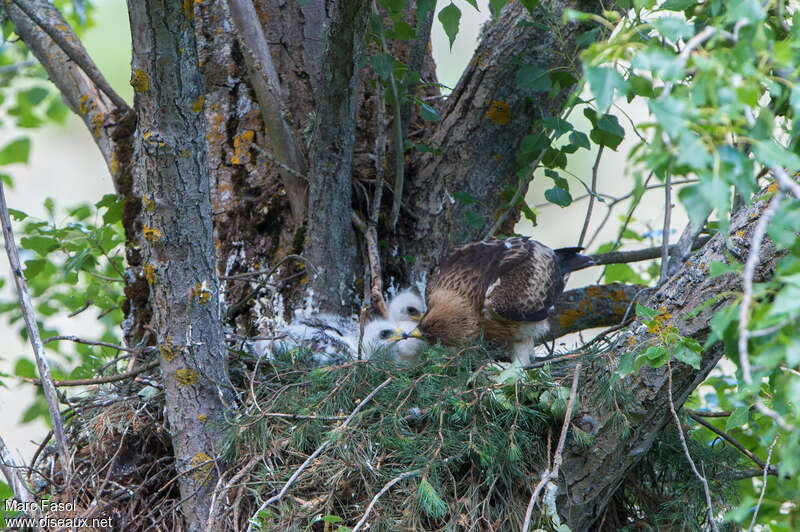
[416,237,594,364]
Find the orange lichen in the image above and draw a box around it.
[78,94,90,115]
[175,368,198,386]
[130,69,149,93]
[191,95,204,113]
[110,151,119,176]
[193,281,212,304]
[487,100,511,125]
[158,338,183,362]
[143,224,163,244]
[768,181,779,193]
[231,130,255,165]
[191,452,213,485]
[143,263,157,285]
[198,414,207,423]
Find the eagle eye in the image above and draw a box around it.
[379,329,393,340]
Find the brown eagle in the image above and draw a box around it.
[415,237,594,364]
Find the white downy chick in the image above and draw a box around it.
[362,318,426,364]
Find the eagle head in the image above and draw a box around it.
[416,290,480,344]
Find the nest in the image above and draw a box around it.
[29,340,744,531]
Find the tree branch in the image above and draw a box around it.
[5,0,132,192]
[588,235,711,266]
[227,0,308,225]
[0,181,71,478]
[0,434,42,529]
[558,193,784,530]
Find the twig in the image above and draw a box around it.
[667,218,705,277]
[771,165,800,200]
[207,456,262,532]
[737,192,794,431]
[687,411,764,469]
[577,146,604,248]
[522,362,582,531]
[247,377,392,530]
[660,26,716,99]
[352,469,423,532]
[658,173,673,284]
[23,360,159,387]
[747,434,778,532]
[10,0,129,111]
[0,180,71,478]
[0,434,43,530]
[44,334,137,352]
[687,409,732,418]
[352,211,389,317]
[667,360,719,532]
[589,235,711,265]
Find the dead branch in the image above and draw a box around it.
[22,360,159,387]
[0,434,43,528]
[523,362,582,531]
[0,181,71,478]
[352,211,389,317]
[589,235,711,265]
[227,0,308,225]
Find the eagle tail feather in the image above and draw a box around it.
[554,247,595,273]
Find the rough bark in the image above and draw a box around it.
[401,0,605,283]
[557,196,782,529]
[126,2,234,530]
[305,0,371,313]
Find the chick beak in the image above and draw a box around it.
[401,328,423,340]
[410,312,425,322]
[389,328,406,342]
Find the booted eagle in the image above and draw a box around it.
[416,237,593,364]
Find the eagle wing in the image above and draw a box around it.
[482,238,563,323]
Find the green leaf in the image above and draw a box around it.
[674,343,701,369]
[370,53,396,80]
[616,352,635,376]
[725,406,750,431]
[387,20,416,40]
[516,65,551,92]
[544,185,571,207]
[586,66,628,111]
[14,358,36,379]
[0,138,31,165]
[519,0,540,17]
[464,210,484,229]
[590,114,625,150]
[489,0,507,16]
[419,101,441,122]
[752,140,800,171]
[453,191,477,204]
[636,303,657,320]
[678,184,713,231]
[569,130,590,150]
[542,116,572,138]
[464,0,479,9]
[606,263,645,284]
[8,208,27,221]
[643,345,669,367]
[516,133,550,167]
[651,17,695,41]
[632,49,684,80]
[20,235,59,256]
[710,261,740,277]
[378,0,407,13]
[438,3,461,50]
[661,0,694,9]
[648,96,686,138]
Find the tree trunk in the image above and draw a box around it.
[126,2,234,529]
[558,195,781,529]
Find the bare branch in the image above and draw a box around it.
[658,173,673,284]
[737,191,794,431]
[578,146,604,248]
[770,166,800,200]
[0,434,42,529]
[22,360,159,387]
[6,0,133,190]
[10,0,128,110]
[589,235,711,266]
[0,181,71,478]
[668,361,719,532]
[688,410,765,469]
[747,434,779,532]
[352,469,424,532]
[227,0,308,225]
[523,363,582,531]
[352,211,389,317]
